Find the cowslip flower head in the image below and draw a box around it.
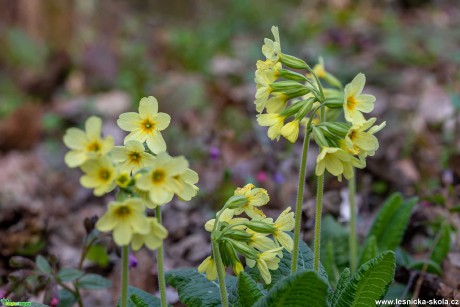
[233,184,269,219]
[344,118,386,159]
[117,96,171,154]
[198,256,217,281]
[281,120,300,143]
[131,217,168,251]
[111,140,155,174]
[262,26,281,62]
[254,70,273,113]
[273,207,295,252]
[315,147,364,182]
[257,113,285,141]
[63,116,114,167]
[136,153,188,205]
[343,73,376,124]
[173,168,199,201]
[246,247,283,284]
[96,198,149,246]
[80,157,117,196]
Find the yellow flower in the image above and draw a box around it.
[254,70,273,113]
[63,116,114,168]
[262,26,281,62]
[312,58,326,78]
[111,140,155,174]
[232,261,244,276]
[117,96,171,154]
[344,118,386,159]
[315,147,364,181]
[115,172,131,188]
[281,120,300,143]
[246,247,283,284]
[136,153,188,205]
[273,207,295,252]
[198,256,217,281]
[257,113,285,141]
[96,198,149,246]
[256,59,281,82]
[233,184,269,219]
[131,217,168,251]
[343,73,376,124]
[80,157,117,196]
[174,168,199,201]
[266,92,289,113]
[248,231,278,252]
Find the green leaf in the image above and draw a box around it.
[57,268,84,282]
[321,216,349,271]
[366,193,417,252]
[359,236,377,267]
[116,286,162,307]
[236,272,264,307]
[408,259,442,275]
[76,274,112,290]
[333,251,396,307]
[165,268,236,307]
[431,223,451,264]
[247,233,329,289]
[330,268,351,307]
[36,255,52,274]
[253,270,330,307]
[58,289,78,307]
[86,244,110,267]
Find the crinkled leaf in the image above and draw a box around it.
[76,274,111,290]
[321,216,349,270]
[254,270,330,307]
[166,268,236,307]
[330,268,351,307]
[333,251,396,307]
[116,286,162,307]
[236,272,263,307]
[366,193,417,252]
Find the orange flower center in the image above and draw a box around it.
[151,169,165,184]
[87,141,101,152]
[116,206,131,217]
[141,119,155,133]
[99,168,111,181]
[346,96,357,111]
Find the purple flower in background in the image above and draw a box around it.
[274,171,285,184]
[209,146,220,160]
[129,254,138,269]
[50,297,60,307]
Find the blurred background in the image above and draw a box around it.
[0,0,459,305]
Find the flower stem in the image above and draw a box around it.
[313,107,326,272]
[212,240,228,307]
[349,168,357,273]
[156,206,167,307]
[121,245,129,307]
[291,127,311,273]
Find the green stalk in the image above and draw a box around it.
[156,206,167,307]
[291,127,311,273]
[349,168,357,273]
[121,245,129,307]
[212,240,228,307]
[313,107,326,272]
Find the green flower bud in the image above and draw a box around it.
[280,100,306,117]
[225,195,248,209]
[225,230,254,242]
[270,81,306,93]
[312,126,330,147]
[277,69,308,82]
[324,98,344,109]
[244,221,276,234]
[280,54,308,70]
[219,240,238,267]
[230,240,258,260]
[295,98,316,120]
[324,73,343,89]
[325,122,351,139]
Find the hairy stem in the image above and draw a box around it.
[156,206,167,307]
[291,127,311,273]
[349,168,357,273]
[121,245,129,307]
[212,240,228,307]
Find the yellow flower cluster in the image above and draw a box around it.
[199,184,295,284]
[254,26,386,181]
[63,96,199,247]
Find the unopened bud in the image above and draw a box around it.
[219,240,238,267]
[324,98,344,109]
[277,69,308,82]
[270,81,306,93]
[225,195,248,209]
[295,98,316,120]
[325,122,351,139]
[244,221,276,234]
[230,240,258,260]
[280,54,308,70]
[225,230,253,242]
[312,127,330,147]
